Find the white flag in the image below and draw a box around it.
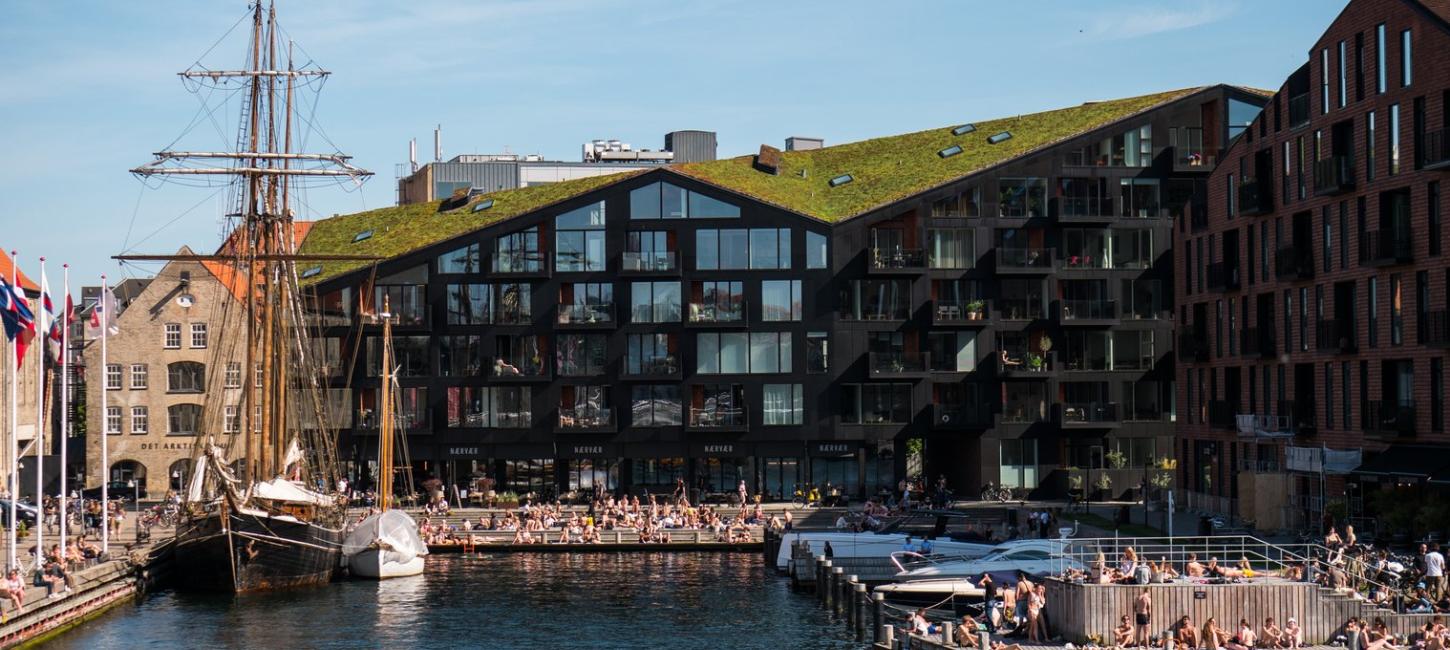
[85,289,120,340]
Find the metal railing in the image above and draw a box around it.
[1424,309,1450,346]
[1315,319,1357,353]
[868,352,929,376]
[1358,229,1413,265]
[687,301,746,324]
[870,247,926,270]
[556,303,613,325]
[932,299,986,322]
[1274,246,1314,279]
[1313,155,1356,195]
[1239,179,1271,215]
[687,406,747,429]
[557,407,614,430]
[1059,402,1120,424]
[1363,400,1416,437]
[1061,299,1117,320]
[1425,127,1450,169]
[997,247,1053,270]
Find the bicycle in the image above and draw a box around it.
[980,483,1012,503]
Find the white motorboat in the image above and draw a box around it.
[894,539,1081,580]
[345,510,428,579]
[774,530,996,572]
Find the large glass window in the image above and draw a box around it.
[931,186,980,218]
[555,201,606,272]
[806,231,828,269]
[840,384,911,424]
[440,336,483,377]
[368,336,429,377]
[495,334,547,377]
[1065,124,1151,167]
[806,332,828,374]
[557,282,612,324]
[1401,29,1412,87]
[556,334,607,376]
[1122,278,1163,319]
[630,181,739,219]
[631,281,681,323]
[997,178,1047,217]
[689,384,746,427]
[167,404,202,435]
[446,284,494,325]
[167,362,205,393]
[762,384,804,425]
[559,385,611,428]
[842,279,910,320]
[1119,178,1160,218]
[750,228,792,269]
[626,333,678,375]
[438,242,482,274]
[1060,177,1111,217]
[1111,229,1154,269]
[373,284,426,326]
[696,332,791,374]
[1376,23,1387,94]
[761,280,802,321]
[624,231,675,272]
[927,229,975,269]
[496,283,532,324]
[689,281,744,324]
[928,331,977,372]
[494,226,542,273]
[1389,103,1401,175]
[446,386,532,428]
[631,385,681,426]
[503,459,554,494]
[749,332,792,374]
[998,440,1038,490]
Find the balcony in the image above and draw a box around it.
[1239,327,1277,359]
[1313,156,1356,195]
[1056,200,1117,224]
[490,250,550,276]
[1177,330,1210,362]
[1238,180,1272,216]
[1058,402,1121,428]
[1205,262,1241,292]
[1358,230,1413,266]
[932,299,988,324]
[933,403,989,429]
[555,303,615,328]
[1426,127,1450,170]
[491,358,551,382]
[687,406,748,432]
[686,301,748,327]
[1274,247,1314,280]
[998,350,1057,377]
[868,352,930,379]
[621,251,678,274]
[1059,299,1118,324]
[996,248,1054,273]
[868,247,927,274]
[1235,414,1293,438]
[993,298,1046,323]
[1423,310,1450,347]
[1208,400,1237,430]
[1058,252,1110,271]
[1315,319,1358,353]
[1363,400,1416,439]
[555,407,616,433]
[1280,400,1318,436]
[1172,127,1217,172]
[622,355,681,380]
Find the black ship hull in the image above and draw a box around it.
[173,509,344,592]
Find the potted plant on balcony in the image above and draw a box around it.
[1105,449,1127,470]
[1094,473,1114,501]
[1026,353,1044,371]
[966,300,985,320]
[1066,467,1085,506]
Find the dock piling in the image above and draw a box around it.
[854,583,868,641]
[873,592,885,643]
[831,568,845,617]
[941,621,954,647]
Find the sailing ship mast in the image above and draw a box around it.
[378,297,393,512]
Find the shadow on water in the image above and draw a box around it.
[49,553,857,649]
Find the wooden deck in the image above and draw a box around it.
[1045,579,1436,645]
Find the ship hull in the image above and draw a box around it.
[173,509,343,592]
[348,549,425,579]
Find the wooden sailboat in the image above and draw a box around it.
[127,1,373,592]
[343,298,426,579]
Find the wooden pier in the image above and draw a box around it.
[426,527,762,553]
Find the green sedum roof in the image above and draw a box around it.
[671,87,1206,222]
[298,170,644,283]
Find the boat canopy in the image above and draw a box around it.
[342,510,429,561]
[252,478,334,506]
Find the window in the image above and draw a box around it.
[254,362,263,388]
[630,181,739,219]
[373,282,427,326]
[927,229,975,268]
[1323,207,1333,273]
[1390,104,1401,175]
[631,385,681,426]
[105,406,121,434]
[1367,277,1379,347]
[806,332,828,374]
[1432,182,1443,257]
[1226,174,1236,218]
[1433,358,1444,432]
[494,226,543,273]
[762,384,803,425]
[129,364,147,389]
[1300,287,1309,352]
[932,186,980,218]
[439,336,483,377]
[761,280,802,321]
[555,201,606,272]
[1325,363,1334,429]
[695,228,791,270]
[225,362,241,388]
[495,283,531,324]
[689,280,744,324]
[1282,141,1291,207]
[1065,124,1150,166]
[626,333,678,376]
[1390,274,1403,345]
[1340,202,1350,269]
[188,323,208,349]
[631,281,681,323]
[167,404,202,435]
[625,231,675,272]
[445,386,531,428]
[164,323,181,349]
[1376,23,1387,94]
[130,406,148,434]
[556,334,607,376]
[446,284,493,325]
[558,282,612,325]
[367,336,428,377]
[1401,29,1412,87]
[806,232,828,269]
[696,332,791,374]
[840,384,911,424]
[927,331,977,372]
[1343,362,1352,428]
[997,178,1047,217]
[1321,47,1330,114]
[1060,177,1110,217]
[222,405,240,433]
[843,279,910,320]
[167,362,205,392]
[1338,40,1347,108]
[1367,111,1377,182]
[437,242,481,274]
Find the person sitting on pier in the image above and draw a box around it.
[1112,614,1134,647]
[1325,526,1344,549]
[955,614,981,647]
[1367,617,1397,650]
[1162,615,1198,650]
[1184,553,1206,578]
[1154,557,1180,583]
[1223,618,1255,650]
[1202,617,1231,650]
[0,569,23,611]
[1261,617,1285,648]
[1282,617,1302,649]
[38,559,71,599]
[1119,547,1140,581]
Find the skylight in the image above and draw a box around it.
[951,124,976,136]
[353,230,374,243]
[301,266,322,279]
[471,199,495,213]
[828,174,854,188]
[987,131,1012,144]
[937,145,963,159]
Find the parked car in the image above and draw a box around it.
[82,481,147,502]
[0,499,40,527]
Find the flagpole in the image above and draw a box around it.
[34,258,45,562]
[8,251,19,572]
[99,274,109,556]
[59,265,69,556]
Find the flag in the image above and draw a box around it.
[46,291,71,363]
[85,288,120,340]
[0,273,37,366]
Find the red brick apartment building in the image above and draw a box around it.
[1176,0,1450,536]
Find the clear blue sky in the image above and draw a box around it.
[0,0,1348,287]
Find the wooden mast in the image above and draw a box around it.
[241,0,263,486]
[378,298,393,512]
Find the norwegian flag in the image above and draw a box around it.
[86,287,119,340]
[0,273,37,366]
[45,283,72,363]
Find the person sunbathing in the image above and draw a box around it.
[1162,616,1198,650]
[1184,553,1206,577]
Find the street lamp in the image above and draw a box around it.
[127,479,138,536]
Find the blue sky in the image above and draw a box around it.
[0,0,1347,286]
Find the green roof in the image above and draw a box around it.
[298,170,644,283]
[671,87,1207,222]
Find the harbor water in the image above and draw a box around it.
[50,552,856,649]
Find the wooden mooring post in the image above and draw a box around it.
[854,582,868,641]
[832,567,845,617]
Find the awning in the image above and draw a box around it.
[1352,445,1450,479]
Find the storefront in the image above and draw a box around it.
[690,440,752,500]
[809,441,862,498]
[495,444,558,498]
[755,441,807,502]
[559,442,621,495]
[624,441,688,498]
[440,444,492,499]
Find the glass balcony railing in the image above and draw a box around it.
[868,352,929,376]
[556,303,614,325]
[687,301,747,324]
[1059,402,1121,424]
[869,247,926,271]
[1060,300,1117,320]
[997,247,1053,270]
[557,407,615,431]
[687,406,748,429]
[622,251,678,273]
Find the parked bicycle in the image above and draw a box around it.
[980,482,1013,503]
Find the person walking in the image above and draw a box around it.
[1134,587,1152,646]
[1427,543,1446,601]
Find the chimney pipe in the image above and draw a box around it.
[409,138,417,172]
[434,125,442,163]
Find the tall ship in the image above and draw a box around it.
[127,1,373,592]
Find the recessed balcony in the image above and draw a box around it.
[932,299,989,325]
[555,407,616,434]
[1059,299,1118,325]
[1313,156,1356,195]
[1315,319,1358,354]
[1274,247,1314,280]
[1057,402,1122,428]
[996,248,1054,274]
[1363,400,1416,440]
[621,251,679,275]
[686,301,748,327]
[555,303,615,328]
[868,352,930,379]
[1425,127,1450,171]
[1358,230,1413,267]
[1238,179,1272,216]
[868,247,926,274]
[687,406,748,432]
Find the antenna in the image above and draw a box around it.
[434,124,441,163]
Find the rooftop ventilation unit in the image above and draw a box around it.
[987,131,1012,144]
[951,124,976,136]
[937,145,963,158]
[828,174,854,188]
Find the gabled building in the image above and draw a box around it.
[300,85,1267,501]
[1176,0,1450,531]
